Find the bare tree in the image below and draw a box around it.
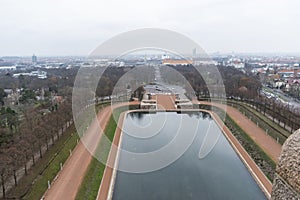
[7,146,22,186]
[0,151,12,198]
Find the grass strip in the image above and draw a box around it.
[224,114,276,181]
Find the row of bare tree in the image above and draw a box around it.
[0,101,72,198]
[249,96,300,133]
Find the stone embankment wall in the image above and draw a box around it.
[271,129,300,200]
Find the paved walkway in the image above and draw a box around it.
[199,101,282,163]
[156,94,176,110]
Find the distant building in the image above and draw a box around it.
[161,54,170,60]
[294,65,299,78]
[227,58,245,69]
[16,64,28,71]
[278,69,300,79]
[13,70,47,79]
[193,59,218,65]
[30,70,47,79]
[0,66,16,71]
[193,48,197,59]
[32,54,37,64]
[162,59,192,66]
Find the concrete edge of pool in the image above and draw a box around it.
[97,109,272,200]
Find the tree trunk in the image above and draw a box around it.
[46,138,49,151]
[32,154,35,166]
[24,163,27,175]
[39,146,42,158]
[1,174,5,199]
[57,131,60,139]
[52,135,55,145]
[13,170,17,186]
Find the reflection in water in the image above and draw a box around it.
[113,112,266,200]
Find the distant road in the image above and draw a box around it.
[262,87,300,109]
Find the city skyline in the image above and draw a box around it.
[0,0,300,56]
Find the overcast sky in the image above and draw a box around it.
[0,0,299,56]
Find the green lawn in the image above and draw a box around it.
[225,114,276,181]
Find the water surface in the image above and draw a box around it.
[113,112,266,200]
